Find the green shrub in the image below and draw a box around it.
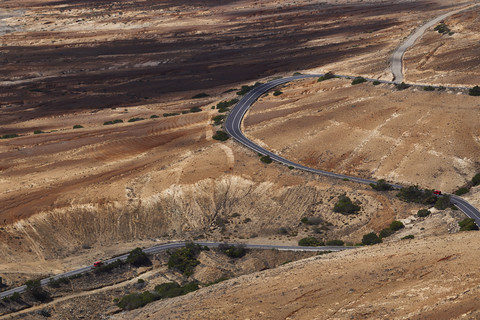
[301,217,311,225]
[192,93,209,99]
[288,166,294,170]
[260,155,273,164]
[459,218,479,231]
[137,278,145,284]
[395,82,410,90]
[237,83,263,96]
[128,117,145,123]
[370,179,393,191]
[212,131,229,141]
[217,244,247,258]
[163,113,180,117]
[126,248,150,267]
[0,134,19,139]
[401,235,414,240]
[434,23,451,34]
[25,279,50,302]
[273,90,283,96]
[372,80,381,85]
[389,220,405,231]
[333,195,361,215]
[155,281,199,298]
[417,209,431,217]
[379,228,394,238]
[117,291,158,310]
[298,237,324,247]
[351,77,367,85]
[103,119,123,125]
[150,115,159,118]
[472,173,480,186]
[190,107,202,113]
[212,115,226,125]
[455,187,470,196]
[73,124,83,129]
[205,277,229,287]
[325,239,344,246]
[38,309,51,317]
[48,277,70,288]
[434,195,451,210]
[33,130,44,134]
[362,232,382,245]
[468,86,480,96]
[11,292,21,302]
[317,72,336,82]
[397,185,436,205]
[94,259,125,274]
[424,86,435,91]
[167,242,203,276]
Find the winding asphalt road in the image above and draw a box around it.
[0,242,351,299]
[391,3,480,83]
[2,2,480,304]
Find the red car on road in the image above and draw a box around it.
[93,261,103,268]
[433,190,442,195]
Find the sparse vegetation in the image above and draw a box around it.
[390,220,405,231]
[397,185,437,205]
[362,232,382,245]
[0,134,19,139]
[395,82,410,90]
[25,279,51,302]
[212,131,229,141]
[333,195,361,215]
[212,115,226,125]
[455,187,470,196]
[94,259,125,274]
[325,239,344,246]
[469,86,480,96]
[216,98,239,112]
[273,90,283,96]
[189,106,202,113]
[434,23,451,35]
[473,173,480,186]
[163,113,180,117]
[401,235,414,240]
[434,195,451,210]
[417,209,431,217]
[260,155,273,164]
[217,244,247,258]
[423,85,435,91]
[459,218,479,231]
[167,242,204,276]
[298,236,324,247]
[192,93,209,99]
[33,130,44,134]
[128,117,145,122]
[372,80,381,85]
[126,248,150,267]
[117,290,158,311]
[379,228,395,238]
[103,119,123,125]
[73,124,83,129]
[317,72,336,82]
[370,179,393,191]
[48,277,70,288]
[150,115,159,118]
[237,83,262,96]
[351,77,367,85]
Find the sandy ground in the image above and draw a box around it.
[244,77,480,191]
[405,4,480,86]
[0,0,478,309]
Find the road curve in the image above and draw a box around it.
[0,241,351,299]
[224,74,480,227]
[391,4,479,83]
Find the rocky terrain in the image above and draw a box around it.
[0,0,479,318]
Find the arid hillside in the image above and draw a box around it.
[244,77,480,191]
[115,230,480,320]
[404,4,480,86]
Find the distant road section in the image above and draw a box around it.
[391,4,479,83]
[0,241,350,299]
